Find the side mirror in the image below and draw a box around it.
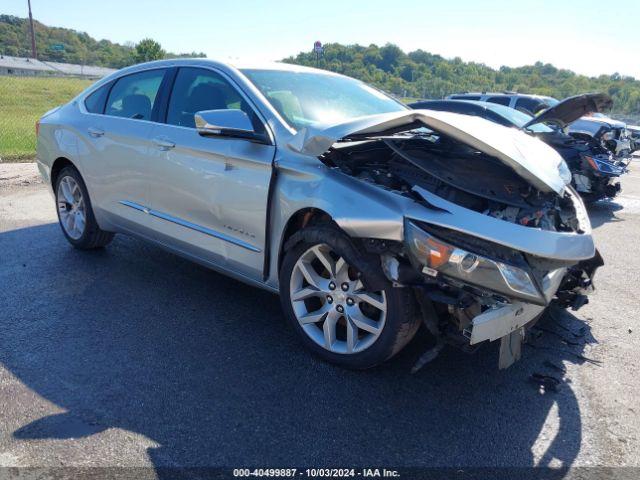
[194,109,267,143]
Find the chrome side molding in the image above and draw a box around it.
[119,200,261,253]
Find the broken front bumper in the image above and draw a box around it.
[464,268,566,345]
[460,251,602,368]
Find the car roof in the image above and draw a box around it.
[109,58,340,77]
[412,99,499,111]
[451,92,554,100]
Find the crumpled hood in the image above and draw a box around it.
[523,93,612,129]
[288,109,568,194]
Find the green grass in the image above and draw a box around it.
[0,76,92,162]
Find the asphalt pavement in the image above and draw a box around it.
[0,161,639,477]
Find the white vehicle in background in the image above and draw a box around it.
[569,114,633,160]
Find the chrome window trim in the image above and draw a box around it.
[78,66,169,120]
[119,200,261,253]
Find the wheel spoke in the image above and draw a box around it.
[60,178,75,204]
[346,316,358,353]
[334,256,349,282]
[65,213,75,234]
[348,309,381,335]
[291,286,323,302]
[297,261,324,290]
[298,304,329,325]
[311,245,335,277]
[323,309,340,349]
[354,291,386,312]
[71,183,81,202]
[74,213,85,234]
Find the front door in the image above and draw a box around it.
[145,67,275,280]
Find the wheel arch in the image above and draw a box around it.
[50,157,76,188]
[277,207,337,273]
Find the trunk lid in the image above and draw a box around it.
[288,110,568,194]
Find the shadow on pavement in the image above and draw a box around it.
[587,199,625,228]
[0,223,599,474]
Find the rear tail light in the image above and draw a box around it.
[35,119,40,137]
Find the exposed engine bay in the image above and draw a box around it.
[320,130,599,370]
[323,132,582,233]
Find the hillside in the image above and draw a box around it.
[2,14,640,117]
[0,15,204,68]
[285,43,640,116]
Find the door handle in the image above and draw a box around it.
[88,127,104,138]
[153,137,175,150]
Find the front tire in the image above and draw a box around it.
[55,166,114,249]
[279,225,420,369]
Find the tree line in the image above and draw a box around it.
[0,15,204,68]
[2,14,639,116]
[285,43,640,116]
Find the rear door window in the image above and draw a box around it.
[515,97,546,115]
[486,96,511,106]
[105,69,166,121]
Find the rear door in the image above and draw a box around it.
[84,68,168,231]
[145,66,275,280]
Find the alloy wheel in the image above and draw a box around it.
[289,244,387,354]
[57,175,86,240]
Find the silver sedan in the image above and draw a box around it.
[36,59,602,370]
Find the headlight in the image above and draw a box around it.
[405,221,544,304]
[584,155,623,175]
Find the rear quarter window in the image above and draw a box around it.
[84,82,112,114]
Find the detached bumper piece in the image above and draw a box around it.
[554,250,604,310]
[462,252,602,369]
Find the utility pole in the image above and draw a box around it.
[28,0,37,59]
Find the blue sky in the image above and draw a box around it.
[4,0,639,78]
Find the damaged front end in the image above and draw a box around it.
[291,110,603,369]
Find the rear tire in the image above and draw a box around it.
[279,225,420,369]
[54,166,114,249]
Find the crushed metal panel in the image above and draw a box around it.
[409,187,595,261]
[287,109,567,194]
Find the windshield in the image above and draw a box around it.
[241,69,407,131]
[482,102,554,133]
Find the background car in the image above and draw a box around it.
[445,92,558,115]
[410,96,624,201]
[569,114,633,159]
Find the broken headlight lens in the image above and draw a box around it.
[584,155,624,175]
[405,220,544,304]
